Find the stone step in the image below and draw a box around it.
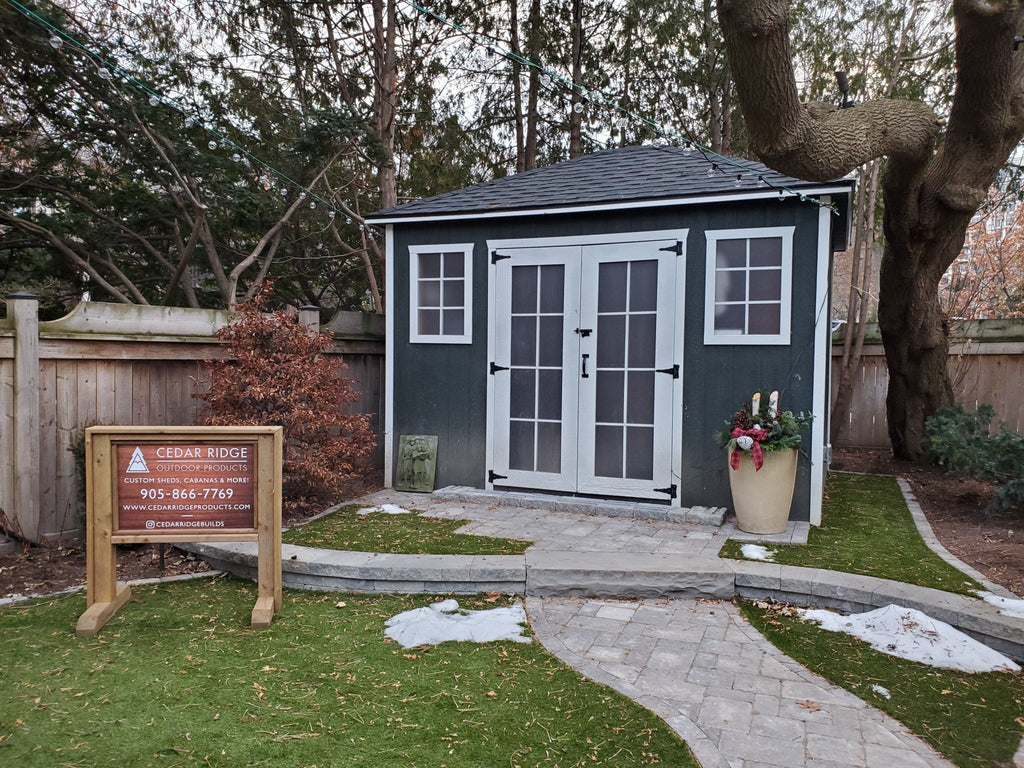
[526,551,735,599]
[433,486,727,526]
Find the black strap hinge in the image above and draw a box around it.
[490,362,509,375]
[656,364,679,378]
[491,250,512,264]
[654,483,677,499]
[574,327,592,337]
[659,241,683,256]
[488,469,509,483]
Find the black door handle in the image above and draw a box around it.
[581,353,590,378]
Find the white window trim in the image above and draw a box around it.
[703,226,794,345]
[408,243,474,344]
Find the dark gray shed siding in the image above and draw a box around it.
[390,196,828,520]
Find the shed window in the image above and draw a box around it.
[704,227,794,345]
[409,244,473,344]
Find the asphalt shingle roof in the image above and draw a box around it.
[369,144,847,220]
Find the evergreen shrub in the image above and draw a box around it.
[925,404,1024,511]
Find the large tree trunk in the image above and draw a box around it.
[373,0,399,210]
[877,241,956,459]
[718,0,1024,460]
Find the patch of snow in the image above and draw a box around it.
[871,684,891,700]
[740,544,775,561]
[385,599,532,648]
[357,504,412,516]
[978,591,1024,619]
[799,604,1020,674]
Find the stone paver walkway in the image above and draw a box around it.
[187,487,1023,767]
[527,596,953,768]
[358,488,730,557]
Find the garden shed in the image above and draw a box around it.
[367,145,854,524]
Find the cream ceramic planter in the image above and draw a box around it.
[726,448,798,534]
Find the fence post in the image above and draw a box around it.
[298,305,320,336]
[7,292,40,542]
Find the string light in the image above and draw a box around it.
[3,0,376,230]
[6,0,836,225]
[401,0,837,212]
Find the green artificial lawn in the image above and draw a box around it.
[719,472,983,595]
[0,577,696,768]
[283,504,532,555]
[739,599,1024,768]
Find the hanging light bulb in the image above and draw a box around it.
[682,142,694,155]
[148,94,159,106]
[572,102,584,114]
[615,117,628,129]
[540,73,552,87]
[49,34,63,50]
[757,176,766,188]
[734,175,743,188]
[207,140,218,150]
[299,192,307,200]
[706,165,717,178]
[97,67,112,80]
[280,188,289,197]
[232,152,242,162]
[328,210,336,219]
[309,201,316,209]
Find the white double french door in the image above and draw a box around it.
[488,233,684,502]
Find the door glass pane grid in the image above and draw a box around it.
[713,238,783,336]
[593,260,656,481]
[508,264,564,473]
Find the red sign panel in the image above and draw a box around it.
[115,442,257,533]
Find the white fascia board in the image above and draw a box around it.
[810,199,832,526]
[384,224,396,487]
[366,185,855,226]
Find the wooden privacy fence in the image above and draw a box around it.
[831,320,1024,448]
[0,295,384,544]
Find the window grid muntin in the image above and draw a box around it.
[704,227,793,345]
[409,244,473,344]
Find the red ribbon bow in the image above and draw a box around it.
[729,426,768,471]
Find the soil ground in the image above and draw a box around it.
[1,450,1021,599]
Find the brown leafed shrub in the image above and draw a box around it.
[196,286,376,514]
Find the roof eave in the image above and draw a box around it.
[367,183,856,225]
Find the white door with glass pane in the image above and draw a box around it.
[488,232,684,502]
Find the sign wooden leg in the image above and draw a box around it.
[77,434,132,636]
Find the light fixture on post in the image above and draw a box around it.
[835,71,854,109]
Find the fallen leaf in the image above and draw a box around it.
[796,700,821,712]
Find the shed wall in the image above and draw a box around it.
[390,198,827,520]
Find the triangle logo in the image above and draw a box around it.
[126,447,149,473]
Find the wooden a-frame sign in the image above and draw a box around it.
[76,426,283,635]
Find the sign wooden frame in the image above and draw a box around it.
[76,426,283,635]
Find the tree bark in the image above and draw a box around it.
[718,0,1024,459]
[373,0,399,210]
[523,0,542,169]
[568,0,584,158]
